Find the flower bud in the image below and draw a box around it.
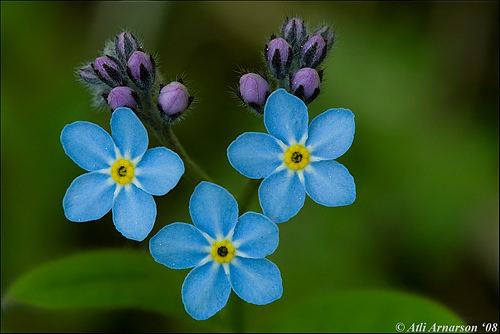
[238,73,270,112]
[281,17,306,48]
[157,81,193,120]
[314,25,335,50]
[115,31,140,63]
[92,55,125,87]
[105,86,138,110]
[291,68,321,103]
[78,64,101,85]
[264,37,292,80]
[301,34,327,68]
[127,51,155,90]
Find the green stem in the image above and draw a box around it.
[238,179,260,212]
[148,120,212,184]
[163,126,212,183]
[230,297,245,333]
[137,91,212,184]
[278,78,289,90]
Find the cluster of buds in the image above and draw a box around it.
[77,31,193,123]
[237,17,335,112]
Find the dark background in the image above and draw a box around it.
[1,1,498,332]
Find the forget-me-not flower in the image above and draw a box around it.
[61,107,184,241]
[150,181,282,320]
[227,89,356,223]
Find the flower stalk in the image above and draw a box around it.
[78,31,211,184]
[162,125,212,183]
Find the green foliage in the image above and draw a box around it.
[4,249,182,316]
[252,290,463,332]
[5,249,463,332]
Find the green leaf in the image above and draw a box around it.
[250,290,463,332]
[3,249,185,316]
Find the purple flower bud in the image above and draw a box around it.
[157,81,193,119]
[92,55,125,87]
[106,86,138,110]
[115,31,140,63]
[301,34,327,68]
[238,73,270,111]
[315,25,335,50]
[291,68,321,103]
[281,17,306,47]
[264,37,292,80]
[127,51,155,90]
[78,64,101,85]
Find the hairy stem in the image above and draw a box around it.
[278,77,290,90]
[164,126,212,183]
[238,179,261,212]
[139,92,212,184]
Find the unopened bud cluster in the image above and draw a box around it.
[237,17,335,111]
[77,31,193,123]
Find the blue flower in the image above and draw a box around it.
[150,181,282,320]
[61,107,184,241]
[227,89,356,223]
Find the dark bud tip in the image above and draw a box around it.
[78,64,101,85]
[315,25,335,51]
[265,37,292,79]
[115,31,141,63]
[291,67,321,103]
[127,51,155,90]
[317,69,324,81]
[93,55,125,87]
[187,96,194,108]
[282,17,307,49]
[301,34,327,68]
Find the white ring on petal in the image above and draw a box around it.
[276,140,288,151]
[113,184,123,199]
[198,254,214,267]
[222,263,230,275]
[297,171,305,184]
[96,167,112,175]
[113,146,122,161]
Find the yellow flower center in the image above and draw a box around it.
[284,144,310,171]
[111,159,135,185]
[211,240,235,264]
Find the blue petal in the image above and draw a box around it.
[111,107,148,160]
[232,212,278,258]
[304,160,356,207]
[259,169,305,223]
[182,261,231,320]
[61,121,116,171]
[229,258,282,305]
[306,108,355,160]
[63,172,115,222]
[227,132,283,179]
[264,89,308,145]
[189,182,238,239]
[112,185,157,241]
[150,223,210,269]
[136,147,184,196]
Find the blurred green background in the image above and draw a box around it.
[1,1,498,332]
